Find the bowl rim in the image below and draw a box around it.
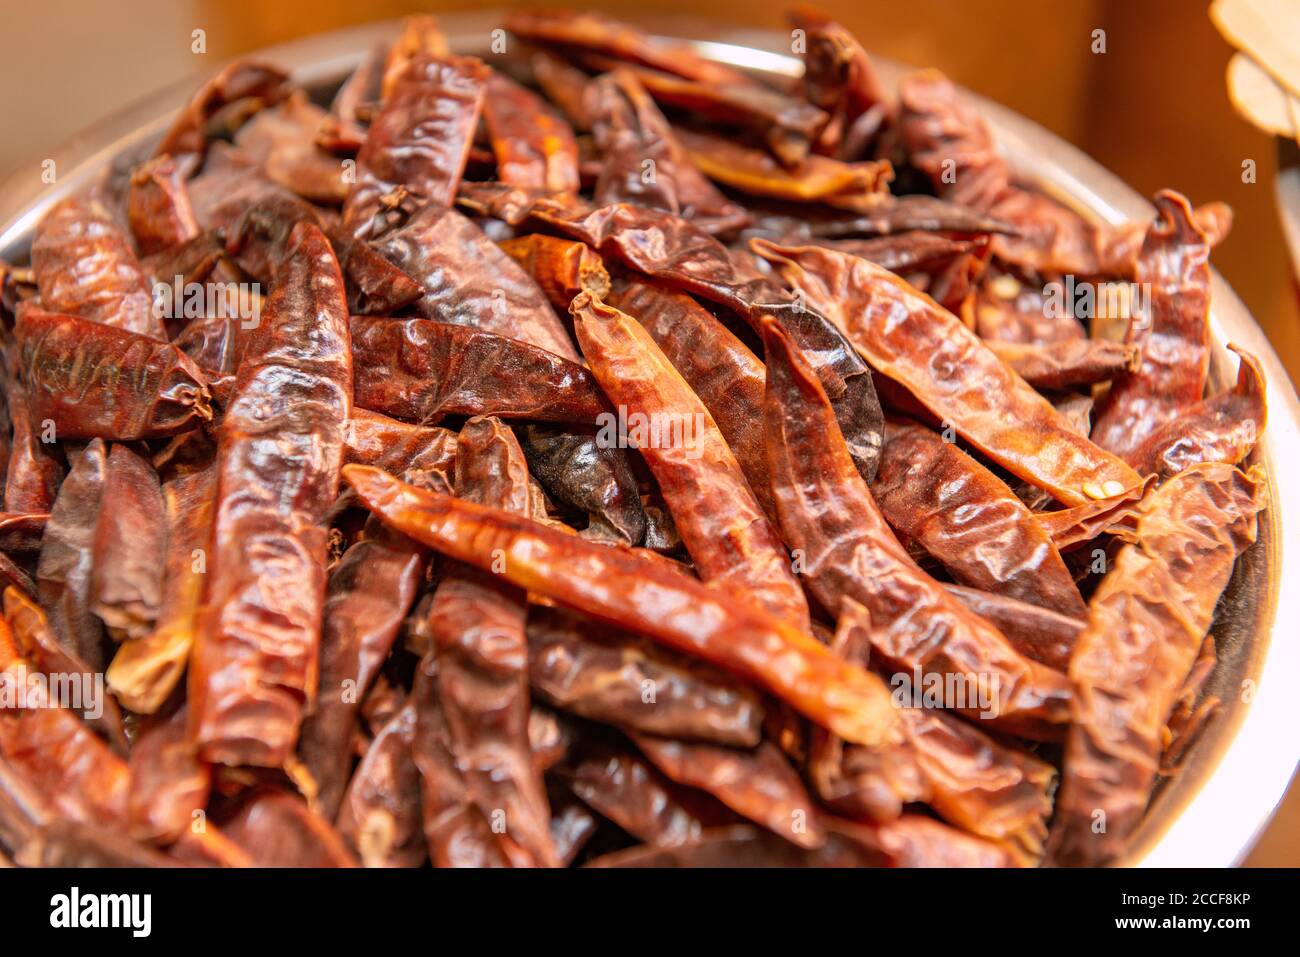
[1,10,1297,868]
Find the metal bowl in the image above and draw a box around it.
[2,11,1296,868]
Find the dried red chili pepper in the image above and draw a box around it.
[235,91,350,205]
[342,53,488,237]
[484,70,581,194]
[156,60,291,162]
[372,203,579,360]
[343,464,899,748]
[1126,345,1266,478]
[790,7,891,160]
[761,316,1071,739]
[335,699,425,867]
[17,308,213,441]
[104,463,215,714]
[943,584,1083,672]
[343,408,458,475]
[519,424,645,544]
[572,291,810,629]
[527,606,764,746]
[870,420,1086,615]
[216,789,358,867]
[188,221,351,768]
[88,444,166,641]
[585,71,747,233]
[985,338,1139,391]
[350,315,605,426]
[412,417,557,867]
[1048,463,1265,866]
[30,195,167,341]
[497,233,610,307]
[126,706,210,845]
[754,240,1142,506]
[531,50,594,131]
[2,374,64,516]
[1092,191,1214,459]
[128,155,200,257]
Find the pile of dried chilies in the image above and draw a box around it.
[0,9,1269,869]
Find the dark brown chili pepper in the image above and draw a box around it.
[104,463,215,714]
[88,444,166,642]
[128,155,200,257]
[1048,463,1265,866]
[343,464,900,748]
[350,315,606,426]
[342,53,488,237]
[16,307,213,441]
[1092,191,1214,459]
[572,291,810,629]
[484,70,581,194]
[527,605,765,746]
[518,424,645,544]
[372,203,579,359]
[753,240,1142,506]
[155,60,291,162]
[761,316,1071,739]
[1126,345,1266,478]
[30,195,167,341]
[497,233,610,307]
[188,221,352,768]
[870,420,1086,616]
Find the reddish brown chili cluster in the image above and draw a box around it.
[0,9,1267,868]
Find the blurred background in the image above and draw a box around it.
[1,0,1295,865]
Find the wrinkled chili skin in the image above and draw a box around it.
[527,606,765,746]
[343,409,458,475]
[189,221,352,768]
[35,441,108,670]
[754,241,1142,506]
[105,464,216,715]
[943,584,1083,672]
[1049,464,1264,866]
[298,525,426,820]
[89,444,167,642]
[519,424,645,544]
[30,195,167,341]
[335,699,426,867]
[342,53,488,237]
[497,234,611,308]
[17,308,213,441]
[986,339,1139,391]
[128,155,200,258]
[373,204,579,360]
[414,417,557,868]
[350,315,607,425]
[484,70,581,194]
[871,420,1085,616]
[344,463,898,749]
[155,60,291,162]
[572,291,810,630]
[760,318,1071,739]
[1092,192,1213,460]
[1127,346,1266,478]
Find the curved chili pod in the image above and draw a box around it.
[342,464,899,748]
[30,195,166,341]
[342,53,488,237]
[754,240,1142,506]
[1092,191,1214,459]
[414,417,556,868]
[986,338,1139,391]
[128,155,200,257]
[519,425,645,544]
[1127,345,1266,478]
[586,71,747,233]
[1048,463,1265,866]
[527,606,764,746]
[335,699,426,867]
[89,444,166,641]
[484,70,581,194]
[572,291,809,630]
[761,317,1071,739]
[104,463,215,715]
[567,743,738,845]
[156,60,291,161]
[497,233,610,308]
[17,308,213,441]
[629,732,825,850]
[297,523,426,819]
[790,8,890,160]
[871,420,1086,616]
[35,440,107,669]
[607,277,773,520]
[815,233,975,275]
[373,204,579,360]
[189,221,352,768]
[350,315,606,425]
